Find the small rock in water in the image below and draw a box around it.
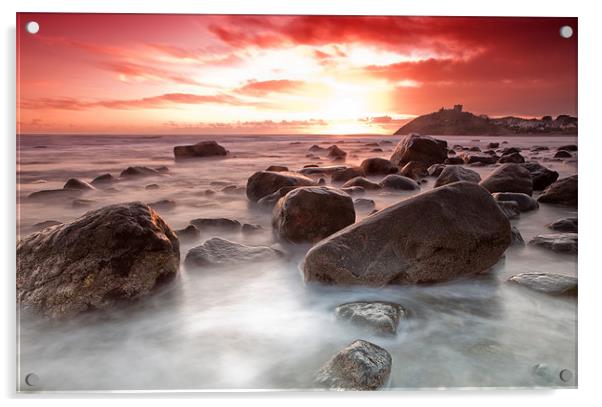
[427,163,446,177]
[521,162,558,191]
[190,217,241,231]
[509,273,577,297]
[479,163,533,196]
[378,174,420,191]
[272,186,355,243]
[342,177,382,190]
[510,226,525,246]
[145,184,160,190]
[91,173,115,186]
[553,150,572,159]
[256,186,298,209]
[185,237,281,267]
[434,165,481,188]
[340,186,366,196]
[327,145,347,161]
[354,198,375,212]
[529,233,577,254]
[221,185,245,194]
[120,166,161,178]
[64,178,96,191]
[173,140,228,160]
[331,167,365,183]
[155,166,169,173]
[314,340,392,390]
[335,301,406,335]
[148,199,176,211]
[537,175,577,206]
[492,192,539,212]
[265,165,289,172]
[461,153,498,165]
[488,142,500,148]
[28,188,83,201]
[175,224,201,243]
[498,152,525,164]
[547,217,578,233]
[444,156,464,165]
[557,144,577,152]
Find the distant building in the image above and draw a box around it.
[453,104,463,112]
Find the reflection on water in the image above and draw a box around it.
[17,134,577,390]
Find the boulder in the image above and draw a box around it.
[427,164,446,177]
[509,273,577,297]
[190,217,241,231]
[175,224,201,243]
[434,165,481,188]
[498,152,525,164]
[497,201,521,220]
[184,237,281,267]
[469,146,481,152]
[444,156,464,165]
[521,162,559,191]
[64,178,96,191]
[547,217,578,233]
[359,158,397,176]
[331,167,365,183]
[479,164,533,196]
[537,175,577,206]
[28,189,83,201]
[379,174,420,191]
[342,177,382,190]
[266,165,289,172]
[461,153,499,165]
[17,202,180,319]
[90,173,115,186]
[173,141,228,160]
[531,146,549,151]
[511,226,525,246]
[327,145,347,160]
[303,182,511,286]
[488,142,499,148]
[529,233,577,254]
[272,187,355,243]
[314,340,392,390]
[557,144,577,152]
[309,144,325,152]
[120,166,161,178]
[492,192,539,212]
[246,171,315,202]
[390,134,448,167]
[501,147,521,155]
[553,150,572,158]
[335,301,406,335]
[399,161,429,180]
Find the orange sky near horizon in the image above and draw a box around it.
[16,14,577,135]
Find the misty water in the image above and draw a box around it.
[17,134,577,391]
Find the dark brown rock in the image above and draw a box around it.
[266,165,289,172]
[479,164,533,196]
[303,182,511,286]
[190,217,241,231]
[390,134,448,167]
[498,152,525,164]
[173,141,228,160]
[359,158,397,176]
[272,186,355,243]
[28,189,83,201]
[331,167,365,183]
[17,202,180,319]
[90,173,115,186]
[342,177,382,190]
[492,192,539,212]
[547,217,578,233]
[537,175,577,206]
[175,224,201,243]
[246,171,315,202]
[64,178,96,191]
[434,165,481,188]
[399,161,429,180]
[554,150,572,158]
[379,174,420,191]
[557,144,577,152]
[185,237,281,267]
[521,162,559,191]
[120,166,161,178]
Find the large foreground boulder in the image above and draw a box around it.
[303,182,511,286]
[537,175,577,206]
[173,141,228,160]
[479,164,533,196]
[314,340,392,390]
[390,134,448,167]
[272,187,355,243]
[434,165,481,188]
[246,171,315,202]
[17,202,180,319]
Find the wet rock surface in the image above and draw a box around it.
[335,301,406,335]
[537,175,577,206]
[529,233,577,254]
[378,174,420,191]
[521,162,558,191]
[173,141,228,160]
[246,171,316,202]
[17,202,180,319]
[548,217,578,233]
[314,340,392,390]
[434,165,481,188]
[64,178,96,191]
[480,163,533,196]
[359,158,397,176]
[185,237,281,267]
[342,177,382,190]
[509,273,577,297]
[390,134,448,167]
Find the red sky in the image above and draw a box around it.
[17,14,577,135]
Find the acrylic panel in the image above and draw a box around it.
[16,13,578,391]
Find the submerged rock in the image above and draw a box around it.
[327,145,347,160]
[64,178,96,191]
[378,174,420,191]
[272,186,355,243]
[390,134,448,167]
[184,237,281,267]
[342,177,382,190]
[314,340,392,390]
[246,171,315,202]
[175,224,201,243]
[265,165,289,172]
[335,301,406,335]
[17,202,180,319]
[341,186,366,196]
[190,217,241,231]
[492,192,539,212]
[537,175,577,206]
[303,182,511,286]
[529,233,577,254]
[553,150,572,158]
[331,167,365,183]
[557,144,577,152]
[90,173,115,186]
[479,164,533,196]
[461,153,499,165]
[360,158,397,176]
[434,165,481,188]
[509,273,577,297]
[547,217,578,233]
[120,166,161,178]
[148,199,176,211]
[173,141,228,160]
[521,162,559,191]
[28,189,83,201]
[498,152,525,164]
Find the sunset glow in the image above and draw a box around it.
[16,14,577,135]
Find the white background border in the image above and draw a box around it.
[2,0,601,405]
